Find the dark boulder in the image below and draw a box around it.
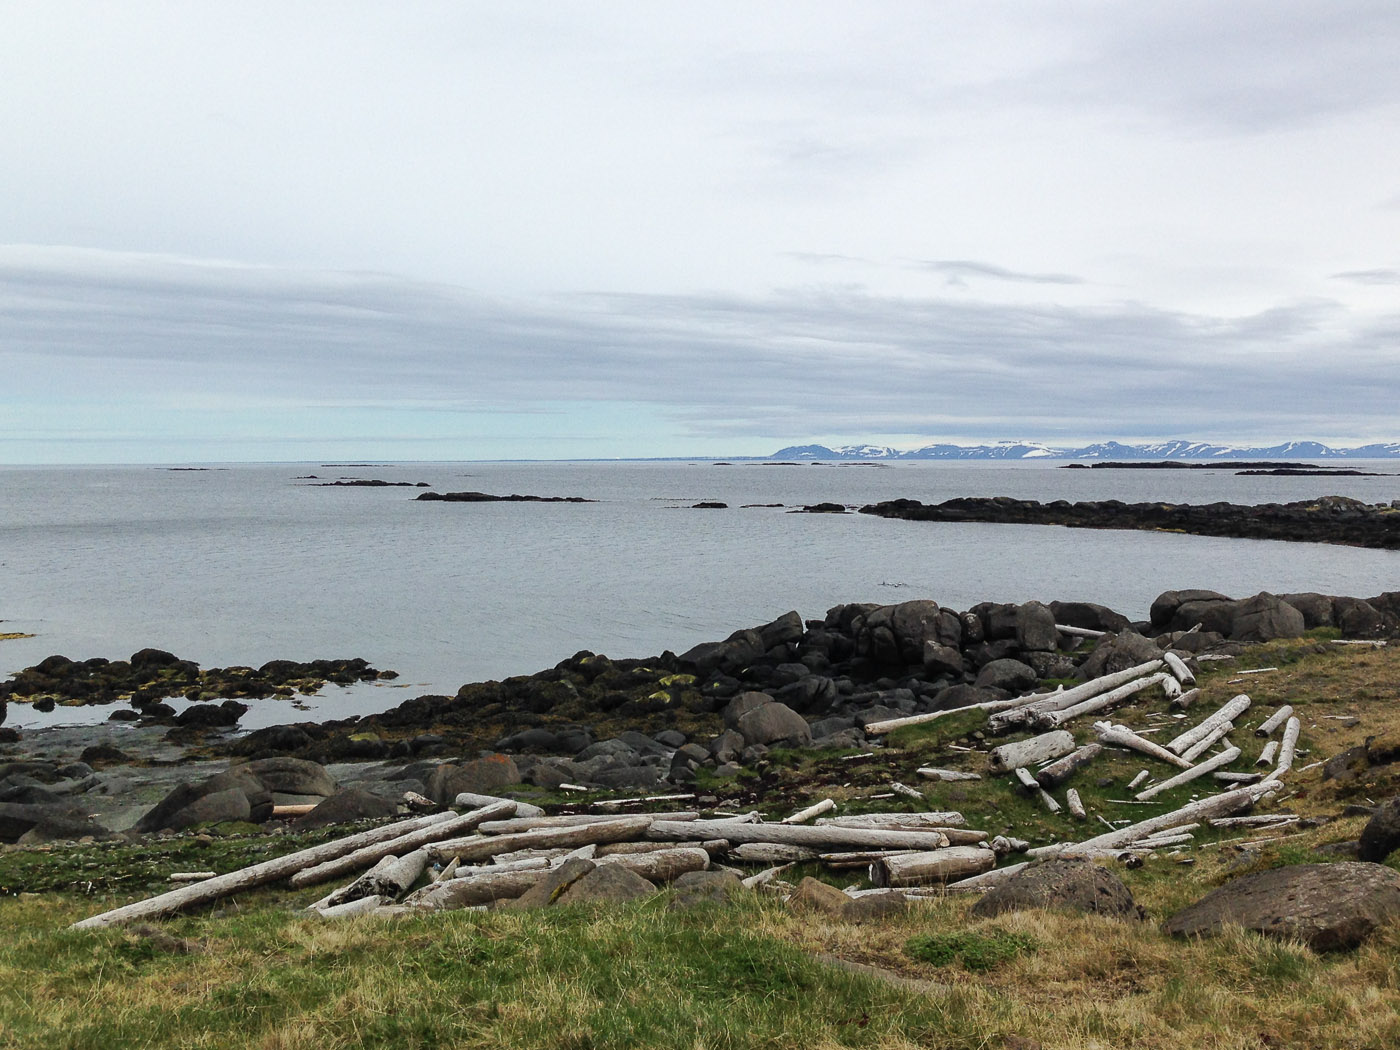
[1229,592,1305,642]
[1281,593,1337,630]
[1049,601,1133,634]
[1163,862,1400,951]
[1149,589,1234,631]
[236,757,337,798]
[425,755,521,804]
[974,659,1038,694]
[735,702,812,747]
[1077,630,1163,679]
[1358,797,1400,862]
[669,870,745,909]
[292,788,401,829]
[970,859,1141,920]
[227,724,316,757]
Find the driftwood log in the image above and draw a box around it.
[1035,743,1104,788]
[1093,722,1193,769]
[988,730,1076,774]
[1167,694,1251,754]
[1034,673,1173,728]
[1135,746,1243,800]
[871,846,996,887]
[403,868,548,910]
[1163,651,1196,686]
[1255,705,1294,738]
[71,811,465,929]
[989,660,1165,732]
[429,816,656,863]
[646,819,951,852]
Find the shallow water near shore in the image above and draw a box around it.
[3,459,1399,729]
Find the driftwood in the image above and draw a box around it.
[453,792,545,817]
[1093,722,1193,769]
[1171,687,1202,710]
[989,660,1166,732]
[871,846,996,887]
[1056,624,1105,638]
[429,816,656,864]
[1013,767,1040,795]
[1128,769,1151,789]
[596,847,710,881]
[817,811,966,828]
[289,802,516,888]
[1030,782,1276,858]
[1167,694,1251,754]
[781,799,835,824]
[1255,705,1294,738]
[1035,743,1104,788]
[323,849,429,908]
[646,819,950,852]
[945,861,1028,892]
[1034,673,1172,728]
[71,811,464,929]
[1037,787,1062,814]
[403,868,547,910]
[1210,814,1299,828]
[732,842,820,864]
[1180,723,1235,763]
[741,864,793,889]
[476,812,699,835]
[820,849,918,869]
[1255,740,1280,767]
[1135,746,1242,800]
[316,895,387,919]
[596,839,727,857]
[168,872,216,883]
[916,767,981,782]
[1066,788,1086,820]
[271,804,319,818]
[1213,771,1262,784]
[1163,651,1196,686]
[988,730,1076,774]
[1261,717,1301,783]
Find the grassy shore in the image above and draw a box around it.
[4,636,1400,1049]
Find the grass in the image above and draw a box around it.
[905,930,1037,972]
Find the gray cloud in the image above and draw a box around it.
[917,260,1086,286]
[3,248,1395,451]
[1330,268,1400,285]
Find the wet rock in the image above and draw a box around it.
[971,858,1141,920]
[1164,862,1400,951]
[1323,746,1371,785]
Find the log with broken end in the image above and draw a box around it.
[1093,722,1193,769]
[428,815,656,864]
[646,819,950,852]
[871,846,996,888]
[988,660,1167,732]
[1166,694,1251,754]
[988,730,1076,774]
[1163,651,1196,686]
[1135,746,1242,800]
[1035,743,1104,788]
[1034,673,1173,729]
[1255,705,1293,738]
[781,799,835,824]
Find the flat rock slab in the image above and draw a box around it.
[970,858,1141,920]
[1164,862,1400,951]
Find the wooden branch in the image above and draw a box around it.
[863,694,1031,735]
[324,849,429,907]
[596,847,709,882]
[1179,722,1235,763]
[1261,717,1301,783]
[871,846,996,888]
[1255,705,1293,738]
[1093,721,1193,769]
[1135,746,1242,800]
[70,811,464,929]
[1056,624,1105,638]
[1035,743,1104,788]
[315,894,387,919]
[781,799,835,824]
[1013,767,1040,794]
[916,767,981,782]
[289,801,516,888]
[271,804,319,818]
[1128,769,1151,789]
[741,864,793,890]
[1255,740,1279,767]
[945,861,1028,892]
[988,730,1076,774]
[167,872,216,883]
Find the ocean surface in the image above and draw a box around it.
[3,460,1399,730]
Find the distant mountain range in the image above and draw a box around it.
[770,440,1400,461]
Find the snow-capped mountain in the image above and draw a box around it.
[768,440,1400,460]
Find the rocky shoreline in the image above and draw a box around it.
[859,494,1400,549]
[3,586,1398,851]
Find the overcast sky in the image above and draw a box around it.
[3,2,1398,462]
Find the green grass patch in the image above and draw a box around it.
[904,930,1037,972]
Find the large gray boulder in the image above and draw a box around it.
[679,628,766,676]
[1229,592,1306,642]
[426,755,520,804]
[554,864,657,905]
[1150,589,1233,631]
[135,767,273,833]
[855,600,948,665]
[1077,630,1163,679]
[1050,601,1133,635]
[235,757,337,798]
[970,858,1140,920]
[735,702,811,747]
[974,658,1038,693]
[1164,862,1400,951]
[723,691,774,729]
[1013,601,1060,652]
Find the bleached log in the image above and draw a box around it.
[289,802,517,889]
[1133,833,1194,849]
[597,839,727,857]
[916,767,981,782]
[1167,694,1252,754]
[1034,673,1173,729]
[1209,814,1299,828]
[1056,624,1105,638]
[1029,782,1276,858]
[1093,722,1193,769]
[820,849,919,869]
[1066,789,1086,820]
[646,819,949,852]
[818,811,966,828]
[1213,771,1262,784]
[324,848,429,907]
[1255,741,1280,767]
[781,799,835,824]
[271,804,318,818]
[944,861,1029,892]
[596,847,710,882]
[167,872,217,883]
[477,812,699,835]
[863,694,1033,735]
[1128,769,1151,789]
[454,792,545,817]
[1163,651,1196,686]
[731,842,820,864]
[1035,743,1104,788]
[1255,705,1293,738]
[315,895,387,919]
[402,868,548,910]
[1171,687,1202,710]
[987,659,1166,732]
[990,835,1029,855]
[890,782,924,801]
[988,730,1076,774]
[871,846,996,887]
[429,816,656,864]
[1161,675,1183,701]
[70,810,465,929]
[1013,767,1040,794]
[1261,717,1301,783]
[1180,722,1235,764]
[741,864,792,890]
[1135,746,1242,800]
[589,793,696,811]
[1037,788,1062,813]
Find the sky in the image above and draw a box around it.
[2,2,1398,463]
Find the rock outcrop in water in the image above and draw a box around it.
[858,495,1400,550]
[415,491,594,503]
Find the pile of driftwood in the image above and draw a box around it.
[70,642,1306,930]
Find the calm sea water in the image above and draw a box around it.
[3,460,1399,729]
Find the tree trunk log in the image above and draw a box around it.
[871,846,996,888]
[429,815,656,864]
[453,792,545,817]
[817,811,966,828]
[989,660,1165,732]
[1034,673,1173,728]
[646,819,950,852]
[1261,717,1301,783]
[402,868,547,911]
[1094,721,1194,768]
[1163,651,1196,686]
[988,730,1076,774]
[731,842,820,864]
[1035,743,1104,788]
[1066,789,1086,819]
[781,799,835,824]
[1255,705,1293,738]
[916,767,981,782]
[1167,694,1252,754]
[475,812,698,835]
[1135,746,1242,800]
[1255,740,1280,767]
[71,810,465,929]
[1179,722,1235,763]
[1171,687,1202,710]
[289,802,517,888]
[324,848,429,907]
[945,861,1028,892]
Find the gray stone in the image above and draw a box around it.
[554,863,657,905]
[164,787,253,829]
[1163,862,1400,951]
[788,876,849,916]
[505,858,596,909]
[1229,592,1306,642]
[425,755,520,804]
[1077,630,1163,679]
[236,757,337,798]
[1281,593,1337,630]
[1049,601,1133,634]
[974,659,1038,694]
[843,892,910,922]
[1358,797,1400,862]
[922,642,965,678]
[669,869,745,909]
[722,691,774,730]
[970,858,1141,920]
[1013,601,1060,652]
[735,702,812,747]
[292,788,400,829]
[1150,589,1233,631]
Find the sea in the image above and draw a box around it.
[3,460,1399,730]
